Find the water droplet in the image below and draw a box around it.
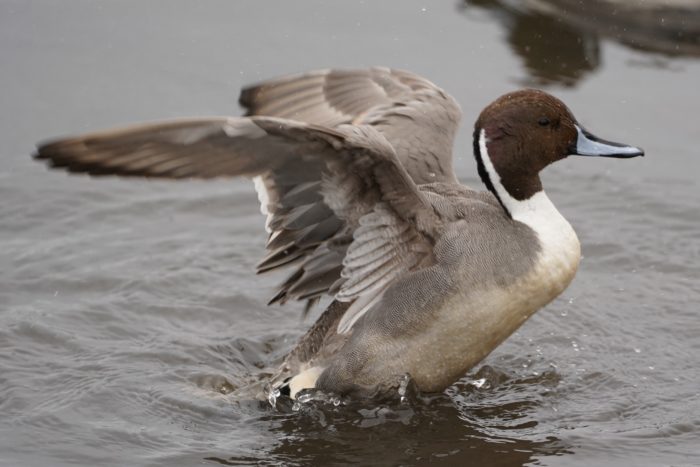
[266,387,280,408]
[469,378,486,389]
[297,392,314,404]
[397,374,412,402]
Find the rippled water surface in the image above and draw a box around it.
[2,1,699,466]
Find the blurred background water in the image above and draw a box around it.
[1,1,699,466]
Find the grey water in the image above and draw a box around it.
[1,1,699,465]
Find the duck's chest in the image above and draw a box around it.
[521,203,581,300]
[406,215,580,391]
[473,197,582,335]
[453,193,581,306]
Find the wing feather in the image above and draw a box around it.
[37,67,453,328]
[235,68,459,305]
[35,115,439,333]
[240,67,461,184]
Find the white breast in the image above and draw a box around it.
[511,191,580,290]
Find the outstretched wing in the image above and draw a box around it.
[240,67,462,184]
[239,67,461,305]
[35,116,439,332]
[35,118,299,178]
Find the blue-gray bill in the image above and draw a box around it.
[570,125,644,158]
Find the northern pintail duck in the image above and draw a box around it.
[34,68,643,401]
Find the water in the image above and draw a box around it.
[2,1,699,465]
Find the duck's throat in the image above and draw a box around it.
[475,128,544,219]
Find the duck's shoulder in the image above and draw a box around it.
[417,183,541,281]
[420,182,534,246]
[419,182,503,220]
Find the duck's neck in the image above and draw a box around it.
[476,129,535,214]
[474,129,540,219]
[475,129,568,231]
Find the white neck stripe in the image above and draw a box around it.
[479,129,512,214]
[478,129,565,228]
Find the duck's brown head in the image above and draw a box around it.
[473,89,643,212]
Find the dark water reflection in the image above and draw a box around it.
[464,0,700,86]
[209,370,570,466]
[463,0,601,86]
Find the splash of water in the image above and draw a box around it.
[265,386,280,408]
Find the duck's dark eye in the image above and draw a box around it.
[538,117,550,127]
